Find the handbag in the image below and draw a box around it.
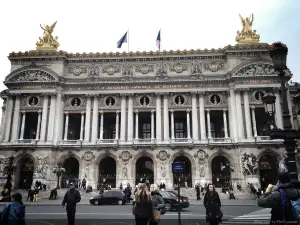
[153,210,161,222]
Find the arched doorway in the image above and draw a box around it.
[259,155,278,188]
[136,156,154,185]
[15,157,34,189]
[173,156,192,187]
[211,156,231,188]
[99,157,116,188]
[61,157,79,188]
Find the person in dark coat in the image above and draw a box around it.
[258,172,300,225]
[133,183,153,225]
[62,182,81,225]
[150,190,165,225]
[195,184,201,200]
[204,184,222,225]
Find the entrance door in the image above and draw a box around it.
[99,157,116,188]
[211,156,231,188]
[17,157,34,189]
[259,156,278,188]
[135,156,154,185]
[173,156,192,187]
[61,157,79,188]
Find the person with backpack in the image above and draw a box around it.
[62,182,81,225]
[258,172,300,225]
[0,192,26,225]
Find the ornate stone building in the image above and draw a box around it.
[0,18,300,190]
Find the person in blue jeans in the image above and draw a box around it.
[0,192,26,225]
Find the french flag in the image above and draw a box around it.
[156,30,161,51]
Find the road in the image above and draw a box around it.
[20,204,261,225]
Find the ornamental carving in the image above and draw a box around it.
[161,165,166,177]
[156,62,168,77]
[156,150,170,162]
[122,167,128,178]
[68,66,87,76]
[119,151,132,164]
[88,65,99,77]
[169,62,188,73]
[122,64,133,77]
[102,65,120,75]
[241,152,258,176]
[82,151,95,162]
[65,97,85,109]
[194,150,207,165]
[35,155,49,179]
[199,165,205,177]
[234,64,277,76]
[0,156,8,176]
[9,70,55,82]
[135,64,154,74]
[191,61,203,75]
[204,62,224,72]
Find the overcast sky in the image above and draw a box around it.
[0,0,299,104]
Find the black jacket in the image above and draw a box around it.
[258,183,300,225]
[134,196,153,218]
[62,189,81,207]
[204,192,221,213]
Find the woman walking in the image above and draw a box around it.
[204,184,222,225]
[150,189,165,225]
[133,183,153,225]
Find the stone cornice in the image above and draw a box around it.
[8,44,271,60]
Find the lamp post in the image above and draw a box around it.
[53,162,65,189]
[262,42,300,185]
[4,156,16,192]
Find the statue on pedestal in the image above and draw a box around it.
[236,14,260,44]
[36,21,60,50]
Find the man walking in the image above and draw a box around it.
[62,182,81,225]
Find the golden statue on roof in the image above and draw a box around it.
[36,21,60,50]
[236,14,260,44]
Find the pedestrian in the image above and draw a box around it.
[150,188,165,225]
[49,188,57,200]
[204,184,222,225]
[27,188,34,202]
[33,187,39,202]
[258,172,300,225]
[0,192,26,225]
[62,182,81,225]
[81,178,86,190]
[195,184,201,200]
[133,183,153,225]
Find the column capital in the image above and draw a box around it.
[273,87,281,92]
[190,92,197,96]
[64,112,69,115]
[48,92,57,96]
[169,109,174,113]
[234,88,242,93]
[120,93,128,97]
[38,110,42,114]
[135,110,139,114]
[251,106,255,110]
[205,109,210,112]
[116,110,120,114]
[163,92,170,97]
[85,94,93,98]
[242,88,250,93]
[155,92,164,97]
[223,108,227,112]
[21,111,26,114]
[99,111,104,114]
[151,110,155,113]
[186,109,191,113]
[197,91,205,96]
[81,111,85,115]
[1,106,5,112]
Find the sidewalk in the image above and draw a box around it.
[223,208,271,224]
[0,199,258,206]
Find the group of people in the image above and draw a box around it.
[62,177,87,190]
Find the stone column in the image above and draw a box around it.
[0,106,6,142]
[135,111,139,140]
[191,93,199,141]
[39,95,49,142]
[251,106,258,137]
[120,95,127,142]
[155,94,162,142]
[286,89,294,127]
[99,111,104,140]
[235,90,245,139]
[11,95,21,142]
[186,109,191,139]
[84,95,92,142]
[198,93,206,141]
[274,91,283,129]
[223,109,228,138]
[127,95,134,142]
[19,111,26,140]
[80,112,85,140]
[206,109,211,139]
[151,110,155,140]
[35,110,42,141]
[53,92,63,144]
[163,94,169,142]
[115,111,120,140]
[243,90,253,140]
[229,88,237,141]
[64,113,69,140]
[47,94,56,142]
[4,97,13,142]
[91,95,99,143]
[170,110,175,140]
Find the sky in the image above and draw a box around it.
[0,0,299,112]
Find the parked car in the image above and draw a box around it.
[159,190,189,211]
[90,190,130,205]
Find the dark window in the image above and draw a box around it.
[175,121,186,138]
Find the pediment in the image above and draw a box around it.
[232,62,292,77]
[4,65,60,84]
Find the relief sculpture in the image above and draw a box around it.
[241,152,258,176]
[35,155,49,179]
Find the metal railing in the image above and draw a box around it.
[15,139,36,144]
[171,138,193,143]
[208,138,232,143]
[96,139,118,145]
[58,140,82,145]
[133,139,156,144]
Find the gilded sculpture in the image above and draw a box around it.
[36,21,60,50]
[236,14,260,44]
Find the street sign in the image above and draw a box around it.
[172,162,185,174]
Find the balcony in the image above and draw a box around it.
[208,138,233,146]
[170,138,193,148]
[133,139,155,148]
[57,140,82,147]
[14,139,37,146]
[255,136,283,143]
[96,139,119,148]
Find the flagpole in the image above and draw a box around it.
[127,29,129,53]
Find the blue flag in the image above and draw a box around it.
[117,32,128,48]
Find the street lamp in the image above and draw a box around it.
[262,42,300,185]
[53,162,65,189]
[262,93,277,130]
[3,156,16,192]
